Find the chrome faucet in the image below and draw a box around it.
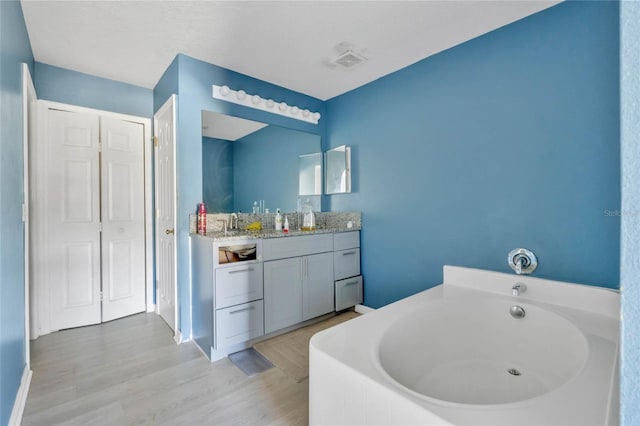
[512,283,527,297]
[508,248,538,275]
[217,219,228,234]
[228,213,238,230]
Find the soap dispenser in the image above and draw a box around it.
[302,199,316,231]
[275,209,282,231]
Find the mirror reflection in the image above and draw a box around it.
[325,145,351,194]
[202,110,321,213]
[299,153,322,196]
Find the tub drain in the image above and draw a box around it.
[508,368,521,376]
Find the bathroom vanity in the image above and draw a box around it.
[191,228,362,361]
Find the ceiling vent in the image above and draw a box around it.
[333,50,367,69]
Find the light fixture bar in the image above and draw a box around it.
[212,85,321,125]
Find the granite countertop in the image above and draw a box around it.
[193,226,360,242]
[189,211,362,241]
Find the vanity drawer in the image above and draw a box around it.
[215,300,264,348]
[263,233,333,261]
[335,276,363,311]
[334,248,360,281]
[215,262,263,309]
[333,231,360,251]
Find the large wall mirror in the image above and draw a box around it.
[202,110,321,213]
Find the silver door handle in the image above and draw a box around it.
[342,251,356,256]
[165,228,175,235]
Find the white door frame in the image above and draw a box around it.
[31,100,154,337]
[22,64,36,364]
[154,94,179,341]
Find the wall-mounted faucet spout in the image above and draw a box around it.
[512,283,527,297]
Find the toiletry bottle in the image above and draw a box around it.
[252,201,258,214]
[283,215,289,234]
[302,198,316,231]
[197,203,207,235]
[275,209,282,231]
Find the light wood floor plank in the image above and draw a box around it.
[22,312,322,425]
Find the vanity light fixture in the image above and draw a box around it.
[213,85,321,125]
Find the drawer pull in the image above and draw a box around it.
[228,268,254,274]
[344,280,360,286]
[229,306,255,315]
[342,251,357,256]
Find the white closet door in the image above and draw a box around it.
[100,116,146,322]
[47,109,101,331]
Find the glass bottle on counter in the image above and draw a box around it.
[301,198,316,231]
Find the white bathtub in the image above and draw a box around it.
[309,266,619,425]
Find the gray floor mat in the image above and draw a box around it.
[228,347,274,376]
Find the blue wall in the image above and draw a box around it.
[233,125,320,213]
[158,54,325,339]
[34,62,153,118]
[202,137,234,212]
[327,1,620,308]
[620,1,640,423]
[0,1,33,424]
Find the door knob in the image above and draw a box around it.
[165,228,175,235]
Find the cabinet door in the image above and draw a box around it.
[334,248,361,281]
[303,252,334,321]
[215,300,264,348]
[335,276,363,311]
[215,262,263,309]
[264,257,303,333]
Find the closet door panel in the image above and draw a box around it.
[101,116,146,322]
[46,109,101,331]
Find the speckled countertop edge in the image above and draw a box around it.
[192,226,361,242]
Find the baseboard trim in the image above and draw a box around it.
[9,366,32,426]
[354,304,375,314]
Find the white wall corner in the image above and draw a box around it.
[9,367,32,426]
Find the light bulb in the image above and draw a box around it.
[278,102,288,112]
[236,90,246,101]
[290,106,299,116]
[220,85,230,97]
[266,99,275,108]
[302,109,310,117]
[252,94,261,105]
[313,112,321,121]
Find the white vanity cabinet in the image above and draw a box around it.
[263,234,334,334]
[190,235,264,361]
[333,231,363,310]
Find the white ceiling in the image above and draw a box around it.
[20,0,561,101]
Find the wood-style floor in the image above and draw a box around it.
[22,313,309,425]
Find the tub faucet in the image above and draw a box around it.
[512,283,527,297]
